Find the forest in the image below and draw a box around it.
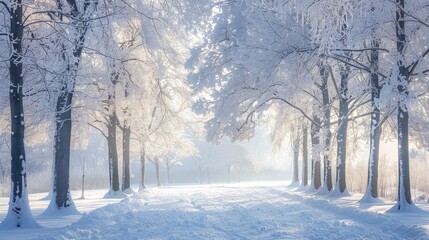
[0,0,429,234]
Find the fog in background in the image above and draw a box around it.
[0,127,292,196]
[0,125,427,199]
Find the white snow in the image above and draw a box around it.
[0,183,40,229]
[103,189,127,199]
[0,182,428,239]
[41,196,79,217]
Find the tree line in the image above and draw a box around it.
[188,0,429,211]
[0,0,203,228]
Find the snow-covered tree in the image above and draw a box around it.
[0,0,39,228]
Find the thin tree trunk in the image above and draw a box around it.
[121,126,131,191]
[198,159,203,184]
[81,157,85,199]
[139,149,146,191]
[166,164,170,184]
[311,115,321,190]
[302,126,308,187]
[292,135,300,184]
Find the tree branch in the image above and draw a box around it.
[0,1,10,15]
[88,123,107,138]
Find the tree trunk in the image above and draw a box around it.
[81,157,85,199]
[4,0,37,227]
[155,159,161,187]
[121,81,131,192]
[395,0,412,208]
[139,150,146,191]
[198,159,203,184]
[320,64,332,192]
[53,88,74,208]
[311,115,321,190]
[51,0,90,210]
[335,63,350,193]
[363,38,382,200]
[292,135,300,184]
[107,79,120,192]
[121,126,131,191]
[302,126,308,187]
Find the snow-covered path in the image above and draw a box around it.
[27,183,428,240]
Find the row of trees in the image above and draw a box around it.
[189,0,429,212]
[0,0,203,228]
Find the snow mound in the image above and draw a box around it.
[359,189,385,204]
[329,186,351,198]
[0,199,40,229]
[387,202,426,213]
[304,184,319,193]
[122,188,135,195]
[0,185,41,229]
[103,189,127,199]
[138,184,146,192]
[0,210,40,229]
[40,200,80,217]
[314,184,331,195]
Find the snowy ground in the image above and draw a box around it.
[0,182,428,239]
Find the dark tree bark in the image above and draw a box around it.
[310,115,321,190]
[121,81,131,192]
[9,0,26,214]
[334,63,350,193]
[121,126,131,191]
[302,126,308,187]
[53,86,74,208]
[395,0,412,208]
[320,64,333,192]
[52,0,91,210]
[363,38,382,200]
[107,75,120,192]
[5,0,37,227]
